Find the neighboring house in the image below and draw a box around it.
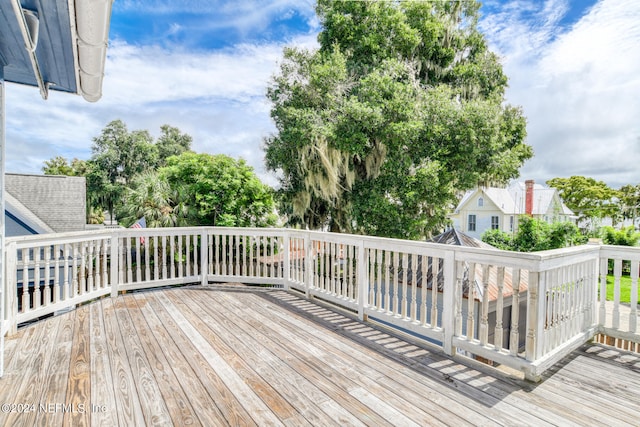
[5,173,87,237]
[450,179,574,240]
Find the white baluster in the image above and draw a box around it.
[144,235,151,281]
[178,234,184,278]
[94,240,101,290]
[161,235,168,279]
[87,241,94,292]
[630,260,638,333]
[318,241,324,290]
[479,265,490,346]
[410,253,417,322]
[392,252,399,316]
[185,233,191,276]
[509,269,521,356]
[33,248,41,309]
[194,234,199,277]
[21,249,29,313]
[467,263,476,340]
[375,250,382,309]
[43,246,51,305]
[613,259,622,330]
[431,258,439,327]
[79,242,86,294]
[62,245,70,302]
[368,249,375,305]
[53,244,60,304]
[170,235,176,279]
[249,235,255,277]
[546,270,555,353]
[126,238,133,284]
[153,236,159,280]
[599,257,608,327]
[420,255,427,326]
[135,237,142,283]
[495,266,505,351]
[102,240,108,289]
[401,253,408,319]
[221,234,227,276]
[210,232,217,275]
[384,250,391,313]
[71,243,79,298]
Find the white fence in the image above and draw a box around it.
[2,227,639,381]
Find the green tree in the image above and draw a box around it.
[619,184,640,230]
[547,176,619,228]
[118,171,192,228]
[156,124,193,167]
[600,226,640,247]
[89,120,158,222]
[160,152,277,227]
[482,217,585,252]
[265,0,531,239]
[480,229,513,251]
[42,156,89,176]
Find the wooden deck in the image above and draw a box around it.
[1,285,639,426]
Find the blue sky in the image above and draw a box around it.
[5,0,639,189]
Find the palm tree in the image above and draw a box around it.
[119,171,189,227]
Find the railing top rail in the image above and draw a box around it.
[599,244,640,261]
[6,229,115,248]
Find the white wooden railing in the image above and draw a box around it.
[2,227,639,381]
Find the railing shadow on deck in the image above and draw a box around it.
[2,226,639,381]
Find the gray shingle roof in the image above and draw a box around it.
[5,173,86,233]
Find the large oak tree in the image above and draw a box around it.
[265,0,531,239]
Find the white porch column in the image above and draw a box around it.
[0,66,6,377]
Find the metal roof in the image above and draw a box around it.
[0,0,113,102]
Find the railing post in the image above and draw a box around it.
[283,232,290,291]
[442,251,456,356]
[525,271,546,362]
[357,241,368,322]
[110,233,119,298]
[598,257,608,327]
[201,229,209,286]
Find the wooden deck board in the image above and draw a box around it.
[212,290,470,427]
[6,315,62,427]
[101,297,146,425]
[148,290,258,426]
[34,309,75,427]
[133,292,228,427]
[64,305,91,426]
[126,294,200,426]
[88,300,119,427]
[112,297,173,425]
[2,285,640,426]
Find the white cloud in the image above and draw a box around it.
[482,0,640,188]
[4,33,319,185]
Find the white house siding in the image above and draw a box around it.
[453,191,514,240]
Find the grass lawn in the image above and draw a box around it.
[606,274,640,303]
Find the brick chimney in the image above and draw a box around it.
[525,179,534,216]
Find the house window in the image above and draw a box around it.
[491,216,499,230]
[468,214,476,232]
[510,216,514,232]
[478,197,484,207]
